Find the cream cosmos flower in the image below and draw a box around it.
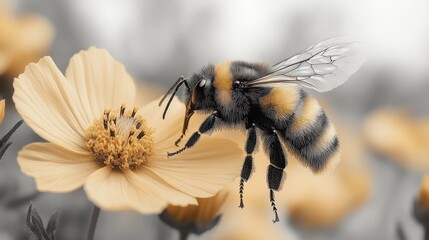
[13,47,242,213]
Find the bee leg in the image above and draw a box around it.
[167,111,218,157]
[269,189,280,224]
[262,130,287,223]
[239,123,257,209]
[174,135,184,146]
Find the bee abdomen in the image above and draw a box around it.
[283,95,340,173]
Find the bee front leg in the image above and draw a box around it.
[262,129,287,223]
[167,111,218,157]
[239,123,257,209]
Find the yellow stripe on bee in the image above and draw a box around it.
[314,121,337,149]
[260,87,299,118]
[214,61,233,105]
[323,148,341,173]
[308,121,340,174]
[291,95,321,131]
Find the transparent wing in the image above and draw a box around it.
[244,36,365,92]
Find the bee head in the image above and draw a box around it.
[184,64,216,112]
[159,64,215,137]
[178,64,215,136]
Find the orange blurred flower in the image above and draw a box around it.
[419,175,429,212]
[13,47,242,214]
[160,191,228,238]
[363,109,429,170]
[0,6,53,78]
[0,99,4,125]
[414,174,429,236]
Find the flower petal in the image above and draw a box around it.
[84,167,197,213]
[146,138,243,198]
[18,142,98,192]
[65,47,136,123]
[135,82,164,106]
[138,97,205,150]
[139,97,182,148]
[13,57,90,153]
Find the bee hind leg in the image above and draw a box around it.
[239,123,257,209]
[262,130,287,223]
[167,111,218,157]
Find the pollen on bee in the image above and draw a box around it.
[85,105,154,171]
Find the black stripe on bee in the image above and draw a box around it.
[230,61,270,82]
[297,136,339,172]
[285,111,328,149]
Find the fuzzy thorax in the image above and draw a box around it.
[86,105,154,171]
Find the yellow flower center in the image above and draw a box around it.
[85,105,154,171]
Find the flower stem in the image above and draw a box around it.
[86,205,100,240]
[179,231,189,240]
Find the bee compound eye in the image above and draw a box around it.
[192,80,206,104]
[234,81,242,88]
[199,79,207,88]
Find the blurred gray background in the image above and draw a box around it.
[1,0,429,239]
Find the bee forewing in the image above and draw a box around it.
[245,36,366,92]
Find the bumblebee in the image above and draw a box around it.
[159,36,365,223]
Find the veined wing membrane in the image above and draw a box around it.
[244,36,365,92]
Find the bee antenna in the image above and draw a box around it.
[159,76,184,106]
[160,76,189,119]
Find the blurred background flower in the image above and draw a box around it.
[0,99,4,125]
[159,191,228,239]
[408,175,429,240]
[419,175,429,213]
[364,109,429,171]
[0,0,428,239]
[0,2,53,90]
